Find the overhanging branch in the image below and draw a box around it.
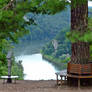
[0,0,15,10]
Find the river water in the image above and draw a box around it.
[16,53,61,80]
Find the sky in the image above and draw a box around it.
[89,1,92,7]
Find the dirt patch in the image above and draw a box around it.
[0,80,92,92]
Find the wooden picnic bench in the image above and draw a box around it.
[55,70,67,85]
[67,62,92,87]
[1,76,19,84]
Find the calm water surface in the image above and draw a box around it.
[16,53,60,80]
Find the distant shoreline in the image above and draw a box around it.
[42,54,67,70]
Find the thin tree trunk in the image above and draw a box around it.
[70,0,90,64]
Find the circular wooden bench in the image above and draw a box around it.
[67,62,92,87]
[67,62,92,75]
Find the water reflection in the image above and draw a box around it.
[16,54,60,80]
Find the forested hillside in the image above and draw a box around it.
[23,6,92,42]
[20,6,70,41]
[14,6,70,55]
[14,7,92,56]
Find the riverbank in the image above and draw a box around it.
[42,54,67,70]
[0,80,92,92]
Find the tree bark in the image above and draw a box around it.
[70,0,90,64]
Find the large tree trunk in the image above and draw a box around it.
[67,0,92,86]
[70,0,90,64]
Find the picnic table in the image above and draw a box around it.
[55,70,67,85]
[1,76,19,83]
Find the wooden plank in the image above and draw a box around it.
[67,74,92,78]
[67,62,92,75]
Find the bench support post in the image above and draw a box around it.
[56,74,59,85]
[78,78,80,88]
[7,78,12,83]
[60,76,63,85]
[7,75,12,83]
